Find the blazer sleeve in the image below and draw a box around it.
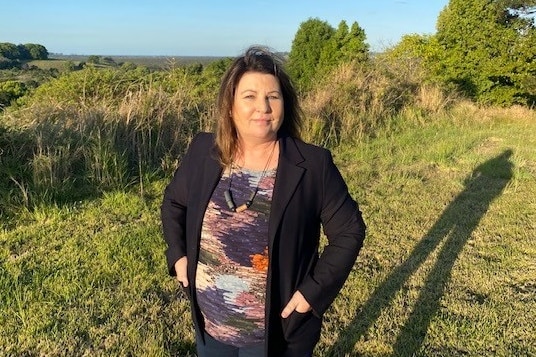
[160,134,201,276]
[299,149,366,315]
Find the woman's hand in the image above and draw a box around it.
[174,256,188,287]
[281,290,312,318]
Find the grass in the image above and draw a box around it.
[1,103,535,356]
[1,186,196,356]
[322,105,536,356]
[27,59,83,71]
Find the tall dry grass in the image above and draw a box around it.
[0,57,457,216]
[0,68,215,214]
[300,58,456,147]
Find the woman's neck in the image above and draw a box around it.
[235,139,279,171]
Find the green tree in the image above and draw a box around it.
[287,18,335,91]
[318,20,350,74]
[17,44,31,60]
[101,56,117,66]
[0,57,18,69]
[343,22,369,62]
[197,57,233,96]
[318,20,369,78]
[24,43,49,60]
[0,43,48,60]
[0,43,21,60]
[288,18,369,92]
[87,55,102,64]
[382,33,443,83]
[436,0,536,105]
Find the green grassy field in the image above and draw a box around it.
[45,55,225,69]
[1,103,535,356]
[27,59,83,71]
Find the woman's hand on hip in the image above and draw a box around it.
[281,290,312,318]
[174,256,189,287]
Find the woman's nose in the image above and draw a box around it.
[257,97,272,113]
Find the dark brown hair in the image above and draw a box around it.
[215,45,302,167]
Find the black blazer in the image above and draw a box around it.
[161,132,366,356]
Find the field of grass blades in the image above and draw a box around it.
[1,103,535,356]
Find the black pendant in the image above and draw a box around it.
[224,188,258,212]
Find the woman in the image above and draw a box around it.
[161,46,366,357]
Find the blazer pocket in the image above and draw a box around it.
[282,310,322,342]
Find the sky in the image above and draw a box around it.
[1,0,450,57]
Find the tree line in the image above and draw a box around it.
[0,42,49,61]
[286,0,536,106]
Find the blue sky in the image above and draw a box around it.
[1,0,449,56]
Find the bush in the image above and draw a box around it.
[0,80,27,108]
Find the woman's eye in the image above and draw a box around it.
[268,95,280,100]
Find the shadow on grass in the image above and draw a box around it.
[327,149,514,356]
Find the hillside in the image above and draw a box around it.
[1,103,534,356]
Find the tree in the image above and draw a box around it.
[343,22,369,63]
[317,20,369,79]
[24,44,49,60]
[0,43,21,60]
[101,56,117,66]
[287,18,369,92]
[17,44,31,60]
[0,57,18,70]
[382,33,443,84]
[0,42,48,61]
[287,18,335,91]
[436,0,536,105]
[318,20,350,74]
[87,55,102,64]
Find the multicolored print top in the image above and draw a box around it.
[196,165,276,347]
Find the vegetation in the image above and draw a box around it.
[0,42,48,62]
[287,18,369,92]
[0,80,27,108]
[1,0,536,355]
[1,99,534,356]
[0,43,59,107]
[435,0,536,105]
[385,0,536,106]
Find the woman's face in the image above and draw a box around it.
[231,71,284,144]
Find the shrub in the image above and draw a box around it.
[0,80,27,108]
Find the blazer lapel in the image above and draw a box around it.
[268,136,305,243]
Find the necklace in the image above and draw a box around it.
[224,141,277,212]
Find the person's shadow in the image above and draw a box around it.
[327,149,514,356]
